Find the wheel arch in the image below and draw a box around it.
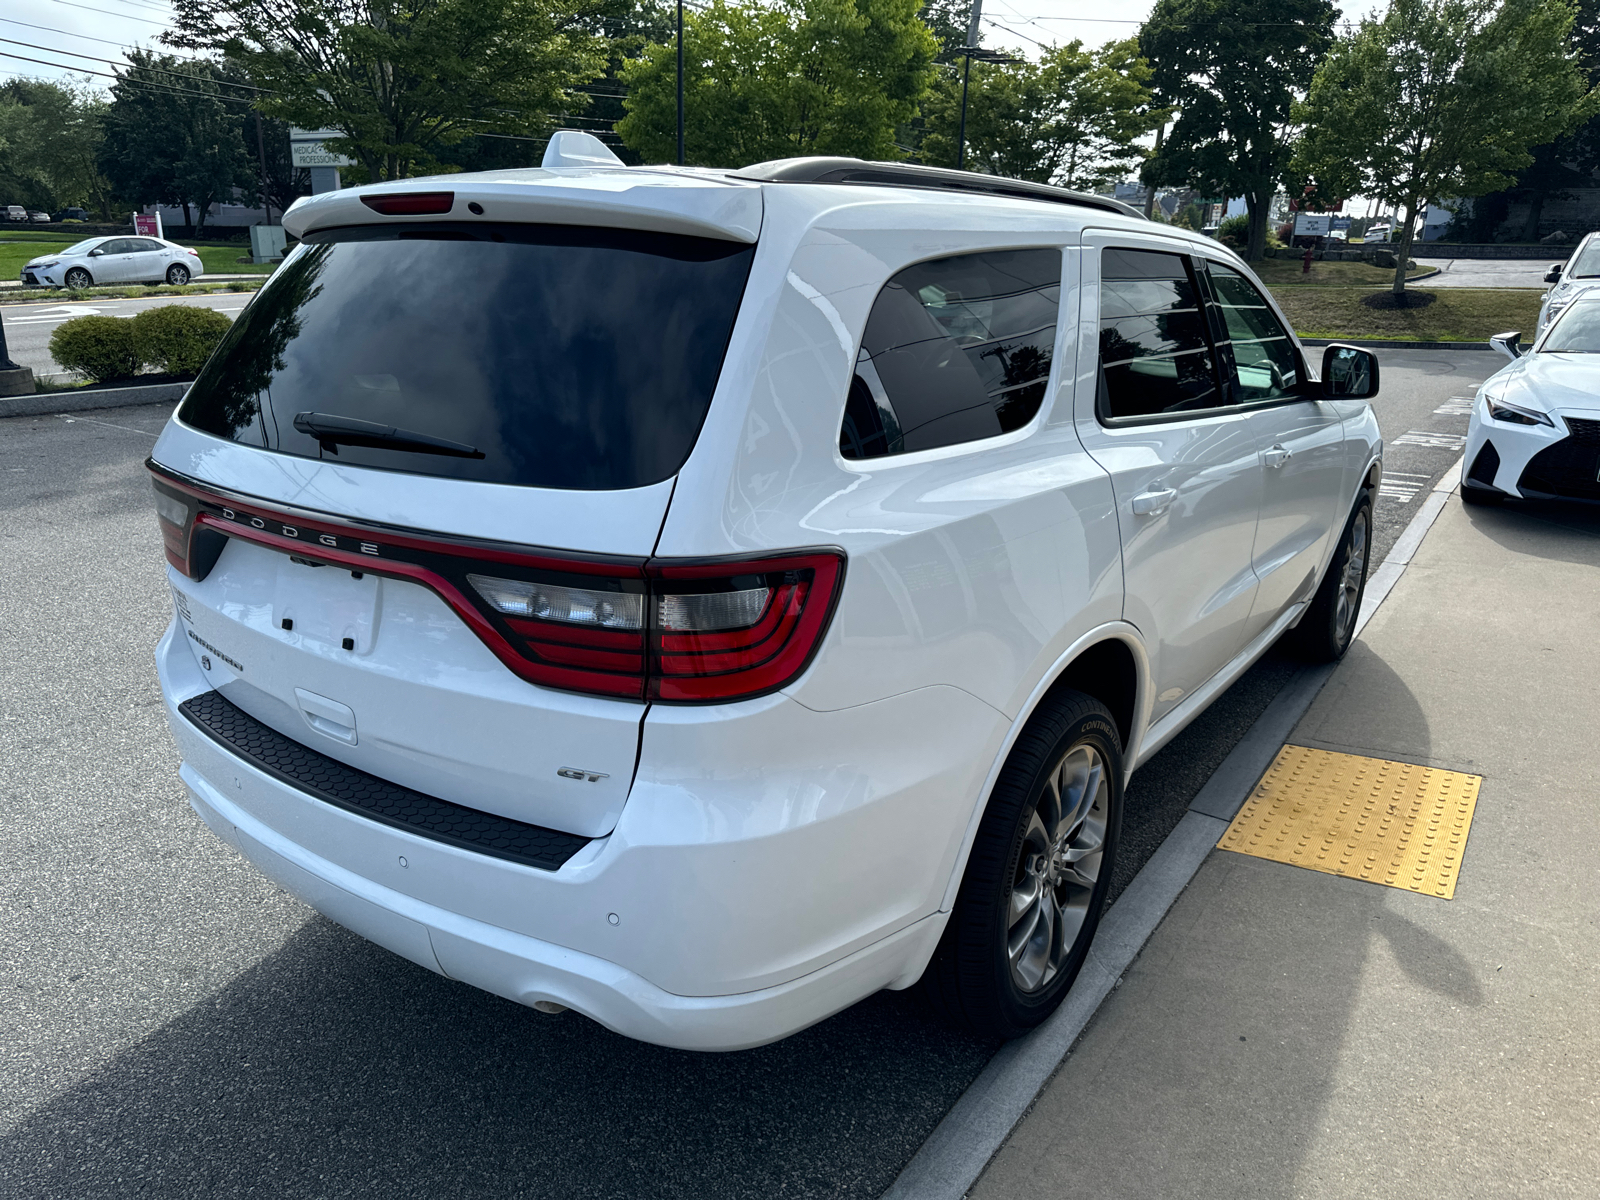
[936,622,1151,913]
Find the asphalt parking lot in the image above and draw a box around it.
[0,348,1495,1198]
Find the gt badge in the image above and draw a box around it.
[557,767,610,783]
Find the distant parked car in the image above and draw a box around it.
[1536,230,1600,335]
[54,207,89,223]
[4,205,26,222]
[19,235,204,288]
[28,211,50,223]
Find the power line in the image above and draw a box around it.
[47,0,170,28]
[0,13,201,57]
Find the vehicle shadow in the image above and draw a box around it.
[0,911,997,1200]
[1460,496,1600,566]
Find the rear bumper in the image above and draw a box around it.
[157,614,1001,1049]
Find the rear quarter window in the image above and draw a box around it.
[178,223,756,491]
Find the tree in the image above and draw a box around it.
[1295,0,1597,292]
[918,39,1164,190]
[99,52,256,233]
[0,79,112,217]
[166,0,606,182]
[616,0,938,167]
[1139,0,1338,262]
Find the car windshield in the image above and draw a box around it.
[61,239,103,255]
[1564,239,1600,278]
[178,222,756,491]
[1540,300,1600,351]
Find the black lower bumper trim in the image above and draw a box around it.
[179,690,591,871]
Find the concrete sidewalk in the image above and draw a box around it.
[972,495,1600,1198]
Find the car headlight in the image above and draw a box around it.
[1483,393,1553,426]
[31,260,58,269]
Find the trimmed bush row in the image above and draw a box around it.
[49,305,233,384]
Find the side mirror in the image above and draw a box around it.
[1489,331,1522,361]
[1321,344,1380,399]
[1544,263,1564,283]
[88,248,104,257]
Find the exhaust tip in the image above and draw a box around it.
[531,1000,568,1015]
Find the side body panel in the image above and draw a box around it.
[1073,227,1263,726]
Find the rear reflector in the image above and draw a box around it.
[149,463,844,704]
[359,191,454,216]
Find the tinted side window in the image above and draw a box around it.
[1207,263,1300,402]
[840,249,1061,459]
[131,239,165,252]
[99,239,133,255]
[1098,248,1225,420]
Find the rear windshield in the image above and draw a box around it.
[178,222,756,490]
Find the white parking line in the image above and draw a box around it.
[1393,429,1468,450]
[1433,396,1476,417]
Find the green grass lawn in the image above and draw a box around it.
[1270,286,1541,342]
[1251,257,1430,287]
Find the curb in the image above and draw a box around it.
[1299,337,1493,351]
[880,459,1465,1200]
[0,380,187,418]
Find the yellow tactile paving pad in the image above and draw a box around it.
[1217,745,1481,899]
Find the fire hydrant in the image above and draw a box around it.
[1302,245,1314,275]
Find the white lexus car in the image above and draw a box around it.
[21,234,203,288]
[1463,298,1600,504]
[147,134,1382,1050]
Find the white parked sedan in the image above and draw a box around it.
[20,235,204,289]
[1463,298,1600,504]
[1536,230,1600,335]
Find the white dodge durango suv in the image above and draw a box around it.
[149,135,1382,1050]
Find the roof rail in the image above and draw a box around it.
[731,157,1145,220]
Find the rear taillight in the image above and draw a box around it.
[149,463,843,704]
[649,555,842,701]
[360,191,454,216]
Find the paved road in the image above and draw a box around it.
[0,350,1494,1199]
[2,293,251,379]
[1413,258,1550,288]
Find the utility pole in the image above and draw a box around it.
[676,0,685,166]
[954,1,1017,172]
[253,109,273,227]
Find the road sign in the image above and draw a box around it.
[1293,214,1332,236]
[1330,216,1352,231]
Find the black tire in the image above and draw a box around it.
[923,689,1123,1039]
[63,267,92,289]
[166,263,190,286]
[1292,491,1372,662]
[1460,484,1503,507]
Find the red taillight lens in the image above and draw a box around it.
[648,553,844,702]
[359,191,454,216]
[148,464,843,704]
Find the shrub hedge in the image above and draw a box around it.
[48,315,142,383]
[132,305,233,376]
[48,304,232,384]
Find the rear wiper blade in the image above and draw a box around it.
[292,412,484,459]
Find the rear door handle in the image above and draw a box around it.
[295,687,358,745]
[1131,487,1178,516]
[1263,444,1292,469]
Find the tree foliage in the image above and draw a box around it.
[919,38,1164,191]
[99,52,257,232]
[1294,0,1597,290]
[166,0,606,181]
[1139,0,1337,261]
[0,79,112,217]
[616,0,938,167]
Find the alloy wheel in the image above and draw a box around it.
[64,268,90,289]
[1334,510,1368,644]
[167,264,190,286]
[1006,744,1109,993]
